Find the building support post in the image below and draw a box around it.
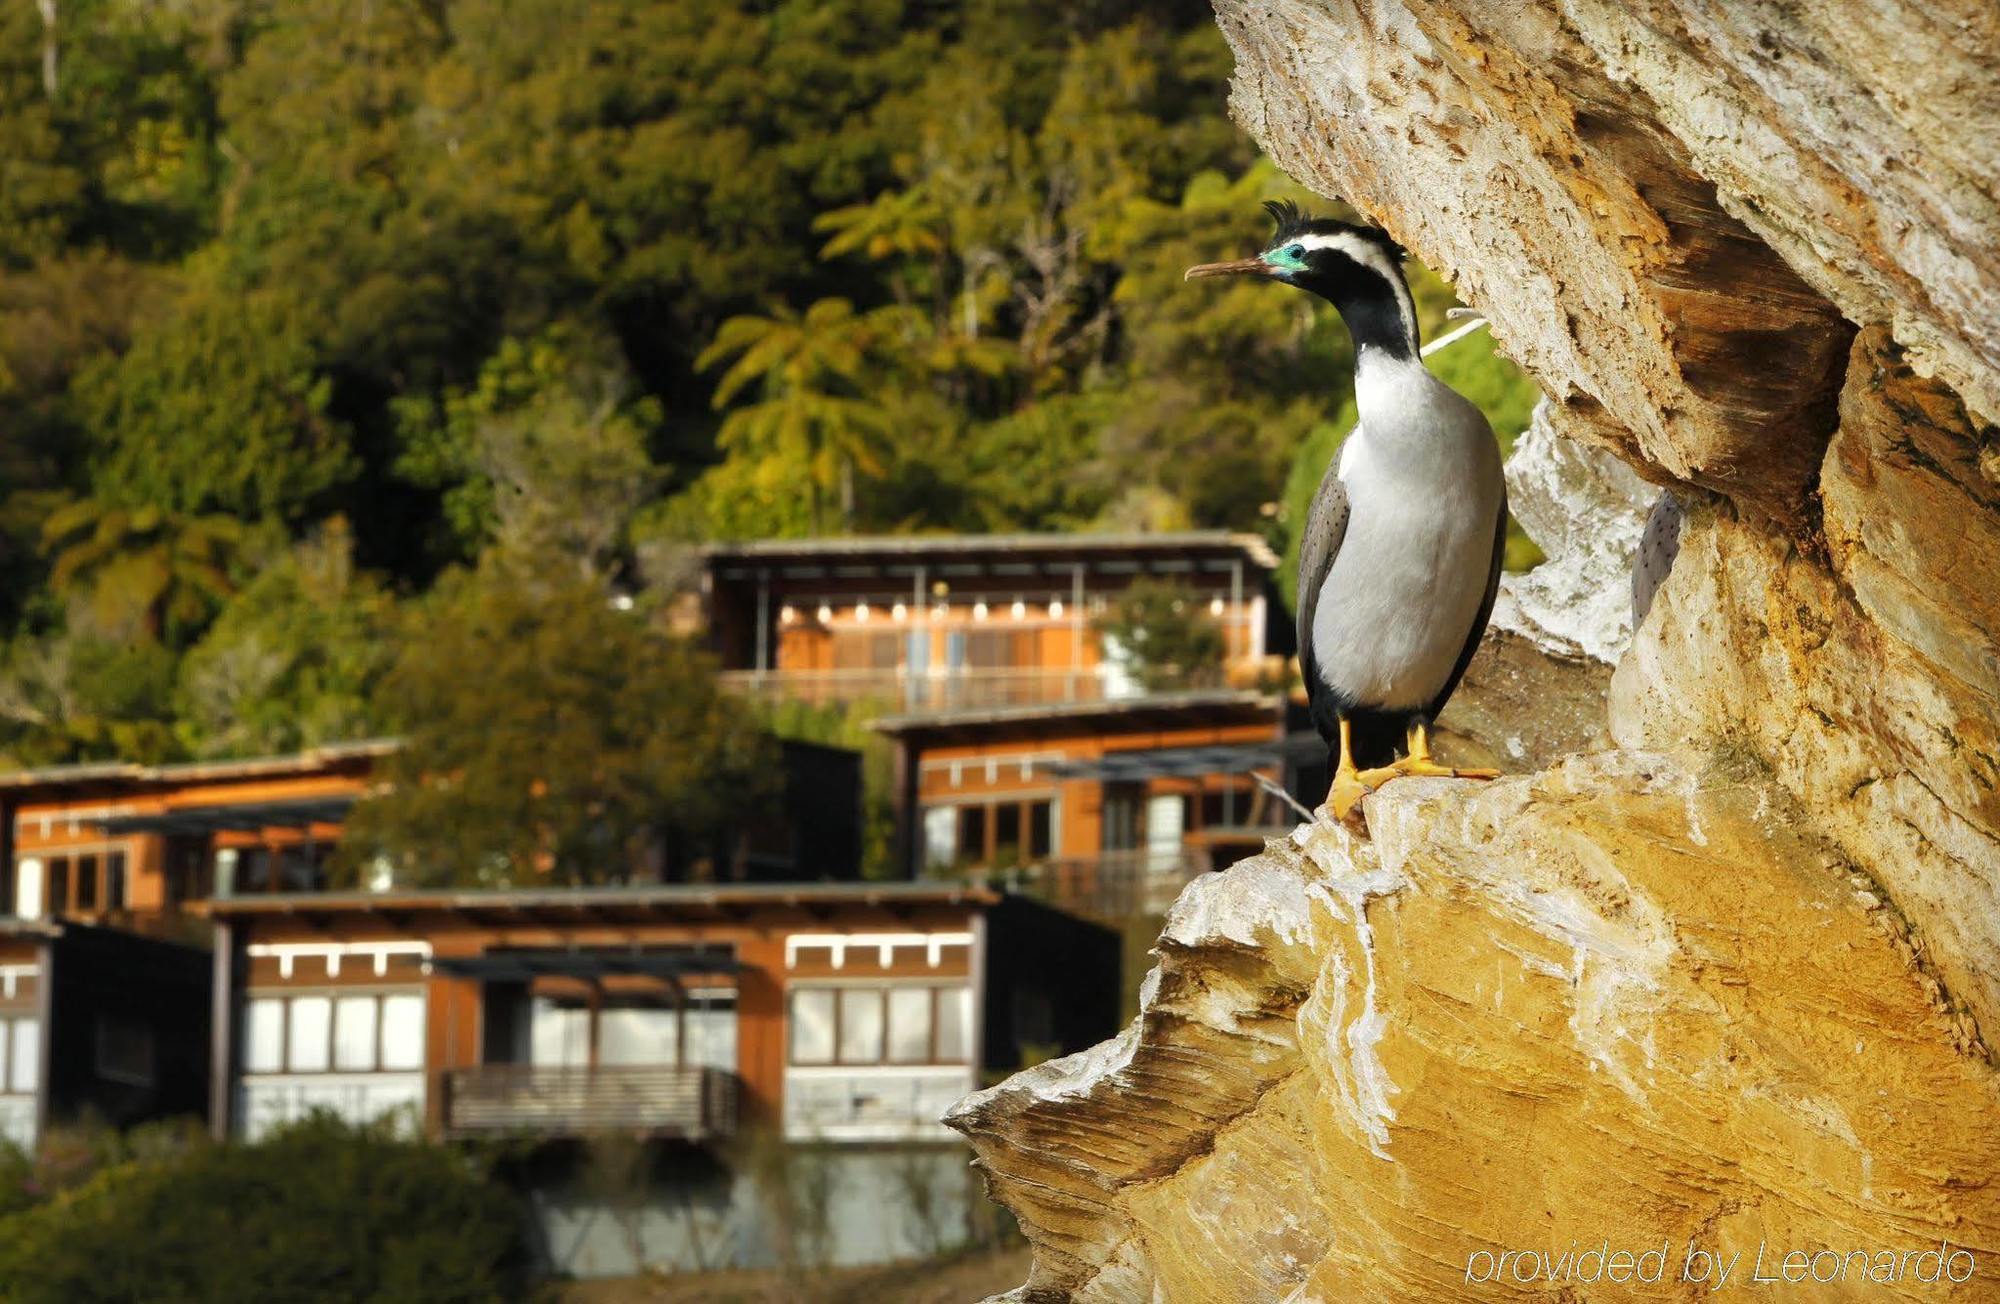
[891,738,919,879]
[909,565,927,710]
[754,573,770,676]
[0,796,15,916]
[32,936,53,1144]
[1069,564,1085,701]
[208,921,236,1140]
[586,982,602,1070]
[1230,560,1244,663]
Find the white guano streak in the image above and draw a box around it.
[1292,818,1408,1161]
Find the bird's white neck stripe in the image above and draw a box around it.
[1291,231,1418,351]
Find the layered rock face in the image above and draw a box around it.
[951,764,2000,1299]
[955,3,2000,1299]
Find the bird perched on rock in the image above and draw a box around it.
[1187,201,1507,820]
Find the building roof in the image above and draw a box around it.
[704,530,1280,575]
[871,689,1280,738]
[199,880,1000,927]
[0,740,397,794]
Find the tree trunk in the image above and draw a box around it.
[36,0,57,100]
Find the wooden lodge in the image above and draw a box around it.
[200,883,1116,1146]
[0,735,876,1152]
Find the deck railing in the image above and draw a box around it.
[718,667,1121,712]
[968,847,1217,919]
[439,1064,738,1139]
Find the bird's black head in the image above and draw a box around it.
[1186,200,1419,359]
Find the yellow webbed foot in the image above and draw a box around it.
[1328,767,1371,823]
[1348,719,1504,796]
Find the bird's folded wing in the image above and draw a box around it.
[1296,451,1351,679]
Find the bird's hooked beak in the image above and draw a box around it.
[1183,257,1275,281]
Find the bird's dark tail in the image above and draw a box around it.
[1345,706,1407,770]
[1310,690,1410,772]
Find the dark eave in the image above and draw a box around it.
[703,530,1279,580]
[432,945,744,982]
[870,689,1281,741]
[1042,735,1316,782]
[198,880,999,928]
[96,794,358,835]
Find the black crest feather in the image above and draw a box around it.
[1260,197,1406,262]
[1262,198,1312,246]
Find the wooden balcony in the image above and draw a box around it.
[439,1065,738,1140]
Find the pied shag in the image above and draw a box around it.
[1187,201,1507,820]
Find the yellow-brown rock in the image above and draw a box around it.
[1614,326,2000,1050]
[950,761,2000,1300]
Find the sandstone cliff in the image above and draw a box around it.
[953,4,2000,1299]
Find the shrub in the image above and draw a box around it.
[0,1113,536,1303]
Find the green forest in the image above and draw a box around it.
[0,0,1538,779]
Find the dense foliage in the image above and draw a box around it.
[0,1114,535,1303]
[339,563,777,887]
[0,0,1538,797]
[1094,577,1228,693]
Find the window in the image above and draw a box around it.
[935,987,972,1061]
[598,1006,678,1067]
[788,985,975,1066]
[922,807,958,870]
[963,629,1034,669]
[245,999,284,1073]
[837,989,884,1062]
[530,999,589,1068]
[994,804,1021,859]
[246,992,426,1075]
[380,995,425,1070]
[886,988,933,1063]
[958,806,988,864]
[7,1018,38,1093]
[287,997,331,1072]
[831,631,901,671]
[21,849,130,916]
[14,860,42,920]
[684,991,737,1072]
[789,989,836,1064]
[333,996,378,1071]
[94,1014,155,1087]
[924,799,1055,869]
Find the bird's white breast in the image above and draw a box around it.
[1312,350,1505,711]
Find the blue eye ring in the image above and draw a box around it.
[1287,243,1305,259]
